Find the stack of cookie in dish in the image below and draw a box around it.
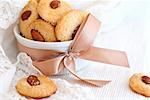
[19,0,87,42]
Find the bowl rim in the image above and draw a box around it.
[13,25,72,47]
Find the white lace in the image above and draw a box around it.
[0,0,28,29]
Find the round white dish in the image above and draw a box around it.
[14,25,89,75]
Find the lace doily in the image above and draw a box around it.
[6,53,95,100]
[0,0,28,29]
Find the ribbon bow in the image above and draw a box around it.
[18,14,129,87]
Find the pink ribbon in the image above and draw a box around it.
[18,14,129,87]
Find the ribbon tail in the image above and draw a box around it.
[80,46,130,67]
[63,56,110,87]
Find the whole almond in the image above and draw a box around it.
[27,75,40,86]
[141,76,150,84]
[50,0,61,9]
[21,10,31,21]
[31,29,45,42]
[72,25,80,39]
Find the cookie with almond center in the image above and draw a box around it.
[129,73,150,97]
[16,75,57,99]
[37,0,72,26]
[28,19,56,42]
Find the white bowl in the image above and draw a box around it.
[14,25,89,75]
[14,25,71,52]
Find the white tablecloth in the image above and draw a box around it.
[0,0,150,99]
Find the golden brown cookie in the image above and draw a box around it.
[16,75,57,99]
[28,19,56,42]
[19,0,39,39]
[37,0,72,26]
[55,10,88,41]
[129,73,150,97]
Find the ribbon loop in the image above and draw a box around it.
[63,55,76,73]
[63,54,110,87]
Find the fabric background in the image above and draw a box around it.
[0,0,150,99]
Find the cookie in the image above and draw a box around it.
[55,10,88,41]
[28,19,56,42]
[16,75,57,99]
[19,0,39,39]
[129,73,150,97]
[37,0,72,26]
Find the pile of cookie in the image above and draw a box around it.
[19,0,87,42]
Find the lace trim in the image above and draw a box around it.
[0,0,28,29]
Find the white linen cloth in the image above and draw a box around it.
[0,0,150,99]
[0,45,16,97]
